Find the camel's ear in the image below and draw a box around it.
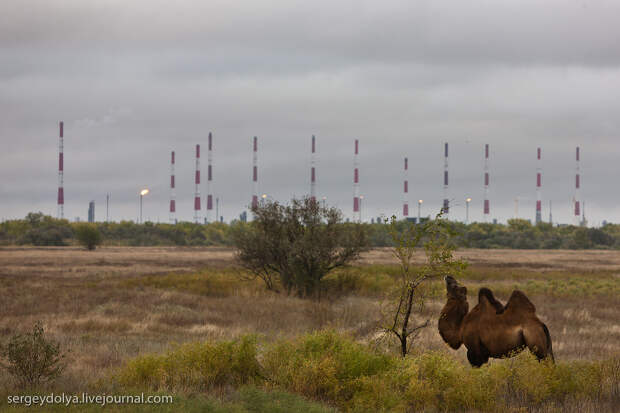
[445,275,457,293]
[446,277,467,300]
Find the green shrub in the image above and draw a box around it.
[405,351,497,411]
[15,212,72,246]
[113,331,619,412]
[262,331,393,405]
[75,223,103,250]
[116,336,261,392]
[0,321,66,388]
[486,352,602,405]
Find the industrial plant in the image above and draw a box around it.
[54,121,587,227]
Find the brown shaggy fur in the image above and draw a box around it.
[438,275,554,367]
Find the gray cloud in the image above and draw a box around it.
[1,0,619,225]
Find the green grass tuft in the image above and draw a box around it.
[115,336,261,392]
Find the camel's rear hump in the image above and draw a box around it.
[504,290,536,315]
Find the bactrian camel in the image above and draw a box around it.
[438,275,553,367]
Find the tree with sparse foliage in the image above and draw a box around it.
[0,322,66,388]
[75,223,102,250]
[381,210,467,357]
[232,197,369,298]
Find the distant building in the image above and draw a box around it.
[88,201,95,223]
[239,211,247,223]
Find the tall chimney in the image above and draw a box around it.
[353,139,360,221]
[310,135,316,203]
[443,142,449,216]
[194,144,201,223]
[483,144,490,220]
[252,137,258,209]
[574,147,581,225]
[536,147,542,224]
[57,121,64,219]
[403,157,409,218]
[206,132,213,221]
[169,151,176,223]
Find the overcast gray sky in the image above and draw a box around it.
[1,0,619,225]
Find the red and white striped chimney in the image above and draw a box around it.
[403,157,409,217]
[169,151,176,223]
[483,144,490,220]
[194,144,201,223]
[57,121,64,219]
[536,147,542,224]
[443,142,449,216]
[252,136,258,209]
[206,132,213,221]
[310,135,316,203]
[574,147,581,225]
[353,139,360,221]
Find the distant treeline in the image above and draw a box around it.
[1,212,619,249]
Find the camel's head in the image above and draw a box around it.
[438,275,469,350]
[445,275,467,301]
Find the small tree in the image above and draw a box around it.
[75,223,102,250]
[0,322,66,388]
[381,210,466,357]
[233,197,369,298]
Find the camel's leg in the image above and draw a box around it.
[522,324,550,361]
[542,323,554,362]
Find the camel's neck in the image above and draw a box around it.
[438,298,469,350]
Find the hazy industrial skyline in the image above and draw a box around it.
[2,1,619,224]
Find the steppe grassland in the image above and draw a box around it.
[0,247,618,411]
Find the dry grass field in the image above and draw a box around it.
[0,246,618,411]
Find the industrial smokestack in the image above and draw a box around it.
[57,121,64,219]
[353,139,360,221]
[536,147,542,224]
[574,147,581,225]
[310,135,316,203]
[170,151,176,223]
[194,144,201,223]
[549,200,553,225]
[403,157,409,218]
[252,137,258,209]
[483,144,489,220]
[207,132,213,221]
[443,142,449,216]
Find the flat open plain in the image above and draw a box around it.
[0,246,618,399]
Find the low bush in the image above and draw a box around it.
[350,351,618,412]
[115,336,260,392]
[75,224,103,250]
[114,331,619,412]
[262,330,394,405]
[0,322,66,389]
